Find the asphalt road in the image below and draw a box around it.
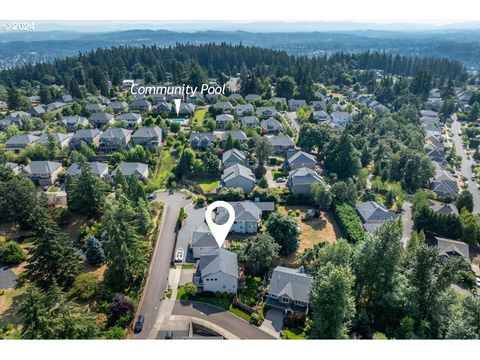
[285,111,301,132]
[173,301,276,339]
[451,117,480,213]
[132,191,192,339]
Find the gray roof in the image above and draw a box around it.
[90,112,114,123]
[61,115,89,127]
[355,201,399,224]
[221,130,247,142]
[267,266,313,303]
[430,203,459,216]
[214,101,234,111]
[236,103,254,112]
[23,161,62,175]
[66,162,108,178]
[198,249,238,279]
[222,163,255,183]
[215,201,273,224]
[216,114,234,122]
[132,126,162,139]
[192,231,219,248]
[100,127,132,140]
[114,162,149,178]
[261,117,284,132]
[72,128,101,140]
[288,167,324,185]
[189,132,215,145]
[266,135,294,147]
[240,116,259,127]
[5,134,39,146]
[109,101,128,110]
[245,94,261,101]
[287,151,316,167]
[116,113,141,122]
[435,237,469,259]
[222,148,246,164]
[36,133,71,145]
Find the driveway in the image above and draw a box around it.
[401,199,413,247]
[265,166,286,189]
[172,301,275,339]
[175,203,208,262]
[0,264,17,289]
[285,111,300,132]
[260,309,284,338]
[132,191,192,339]
[451,117,480,213]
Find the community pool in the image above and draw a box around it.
[170,118,190,125]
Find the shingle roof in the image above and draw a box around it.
[222,164,255,183]
[221,130,247,142]
[5,134,39,146]
[66,162,108,178]
[261,117,283,132]
[355,201,399,223]
[216,201,267,224]
[435,237,469,259]
[114,162,149,178]
[132,126,162,139]
[287,151,316,167]
[100,128,131,140]
[198,249,238,279]
[192,231,219,248]
[430,204,459,216]
[266,135,294,147]
[23,161,62,175]
[267,266,313,303]
[72,128,101,140]
[222,149,246,164]
[288,167,324,185]
[36,133,71,145]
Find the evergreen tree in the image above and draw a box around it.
[83,235,105,266]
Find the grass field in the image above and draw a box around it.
[194,176,219,193]
[146,149,176,192]
[282,327,305,339]
[192,108,208,127]
[181,264,195,269]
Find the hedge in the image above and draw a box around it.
[332,203,365,243]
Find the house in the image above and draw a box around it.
[113,162,149,182]
[330,111,352,128]
[265,266,313,314]
[129,99,152,112]
[287,167,324,195]
[430,169,459,199]
[148,94,167,105]
[36,133,72,148]
[45,102,67,112]
[28,105,46,117]
[222,149,247,169]
[240,116,259,128]
[152,102,173,114]
[288,99,307,111]
[191,231,219,259]
[214,101,234,112]
[221,164,256,192]
[132,126,162,149]
[229,93,244,101]
[221,130,247,147]
[273,97,287,107]
[61,115,90,131]
[9,111,31,118]
[186,91,204,104]
[256,106,277,119]
[261,117,284,134]
[286,150,316,170]
[235,103,254,116]
[215,201,274,234]
[108,101,129,113]
[116,113,142,127]
[215,114,234,129]
[194,249,239,294]
[86,103,106,113]
[5,134,39,151]
[430,203,459,216]
[189,132,215,149]
[434,237,470,260]
[70,129,101,149]
[99,128,132,152]
[355,201,400,233]
[313,111,330,122]
[266,135,295,155]
[245,94,261,102]
[90,112,114,127]
[427,98,443,112]
[66,162,109,180]
[179,103,195,115]
[5,162,22,175]
[311,101,327,111]
[23,161,63,186]
[0,115,23,130]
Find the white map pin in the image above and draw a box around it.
[173,98,181,116]
[205,201,235,248]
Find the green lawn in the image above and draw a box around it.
[181,264,195,269]
[176,285,251,322]
[195,176,219,193]
[238,276,262,306]
[146,149,176,192]
[282,327,306,339]
[193,108,208,127]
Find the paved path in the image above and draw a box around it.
[451,117,480,213]
[285,111,301,132]
[401,199,413,247]
[172,301,275,339]
[132,191,192,339]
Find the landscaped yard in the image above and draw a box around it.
[176,285,252,322]
[192,108,208,127]
[194,176,219,193]
[282,327,306,339]
[278,205,341,265]
[146,148,176,192]
[238,276,263,306]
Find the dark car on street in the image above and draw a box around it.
[134,315,144,333]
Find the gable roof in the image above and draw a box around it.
[198,249,238,279]
[430,203,459,216]
[288,167,324,185]
[355,201,399,223]
[100,127,132,140]
[5,134,39,146]
[266,135,294,147]
[66,162,108,178]
[222,163,255,183]
[36,133,72,145]
[221,130,247,142]
[23,161,62,175]
[114,162,149,178]
[267,266,313,303]
[192,231,219,249]
[261,117,284,132]
[287,151,316,166]
[435,236,469,259]
[72,128,101,140]
[132,126,162,139]
[222,148,246,163]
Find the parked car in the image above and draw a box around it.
[174,248,184,262]
[276,177,286,182]
[147,193,155,201]
[476,277,480,288]
[134,315,144,333]
[165,331,173,339]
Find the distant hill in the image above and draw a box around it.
[1,29,480,70]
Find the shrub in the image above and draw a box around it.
[0,290,5,296]
[332,203,365,243]
[105,326,126,339]
[0,241,26,265]
[109,293,135,325]
[250,312,263,326]
[196,195,206,206]
[184,282,198,296]
[70,273,100,300]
